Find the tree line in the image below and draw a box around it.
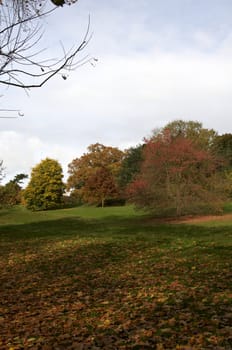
[1,120,232,217]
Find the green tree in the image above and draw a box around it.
[24,158,64,210]
[161,120,217,150]
[210,134,232,199]
[12,173,28,185]
[212,134,232,169]
[0,173,28,207]
[117,144,144,189]
[67,143,124,205]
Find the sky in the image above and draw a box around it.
[1,0,232,183]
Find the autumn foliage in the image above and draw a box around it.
[4,120,232,215]
[0,207,232,349]
[23,158,64,210]
[67,143,124,206]
[85,167,119,207]
[127,130,225,216]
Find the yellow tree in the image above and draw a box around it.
[67,143,124,205]
[24,158,64,210]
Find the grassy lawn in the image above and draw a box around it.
[0,206,232,349]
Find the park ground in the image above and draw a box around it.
[0,205,232,349]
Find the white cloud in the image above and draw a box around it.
[0,131,82,183]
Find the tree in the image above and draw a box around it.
[212,133,232,169]
[85,166,119,207]
[0,0,94,90]
[160,120,217,151]
[0,173,28,207]
[127,131,225,217]
[0,160,4,182]
[211,134,232,198]
[11,173,28,185]
[67,143,124,205]
[23,158,64,210]
[117,144,144,189]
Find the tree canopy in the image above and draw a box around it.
[1,120,232,216]
[212,133,232,169]
[0,173,27,207]
[67,143,124,205]
[85,166,119,207]
[127,128,226,216]
[117,144,144,190]
[160,120,217,150]
[23,158,64,210]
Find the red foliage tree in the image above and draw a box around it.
[127,131,225,216]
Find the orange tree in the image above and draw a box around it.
[84,167,119,207]
[67,143,124,206]
[23,158,64,210]
[127,130,226,217]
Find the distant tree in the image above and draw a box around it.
[0,160,4,182]
[0,173,28,206]
[67,143,124,205]
[24,158,64,210]
[212,134,232,169]
[1,182,20,206]
[0,0,93,90]
[0,186,4,206]
[12,173,28,185]
[161,120,217,150]
[209,133,232,199]
[127,131,225,217]
[117,144,144,189]
[85,166,119,207]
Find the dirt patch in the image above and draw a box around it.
[146,213,232,225]
[171,213,232,224]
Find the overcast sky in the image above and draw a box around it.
[1,0,232,183]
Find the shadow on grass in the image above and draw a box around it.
[1,216,232,348]
[1,214,232,244]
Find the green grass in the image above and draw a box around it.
[0,206,232,349]
[0,204,142,225]
[223,200,232,214]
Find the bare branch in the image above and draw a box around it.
[0,108,24,117]
[0,0,94,90]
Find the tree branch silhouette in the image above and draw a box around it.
[0,0,95,90]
